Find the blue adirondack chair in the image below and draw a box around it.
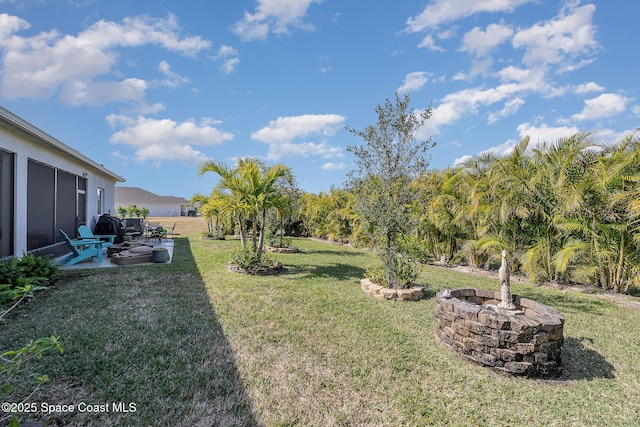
[78,224,115,248]
[58,229,103,266]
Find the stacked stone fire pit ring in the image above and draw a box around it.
[435,288,564,377]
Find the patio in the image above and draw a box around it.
[58,238,174,270]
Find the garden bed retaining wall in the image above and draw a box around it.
[226,261,283,275]
[264,245,300,253]
[360,278,424,301]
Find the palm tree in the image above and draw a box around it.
[456,153,496,268]
[200,191,234,238]
[593,132,640,291]
[484,137,536,274]
[199,160,251,247]
[199,158,293,262]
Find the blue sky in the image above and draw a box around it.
[1,0,638,200]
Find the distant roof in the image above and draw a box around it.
[0,106,125,182]
[115,186,189,205]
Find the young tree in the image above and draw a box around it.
[116,206,127,218]
[346,92,435,288]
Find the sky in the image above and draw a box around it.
[1,0,638,201]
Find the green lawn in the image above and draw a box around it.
[2,237,640,426]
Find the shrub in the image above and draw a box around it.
[267,235,293,248]
[230,247,260,270]
[399,235,432,264]
[365,256,419,289]
[0,254,60,291]
[0,337,63,426]
[365,263,387,286]
[0,256,63,426]
[229,247,276,274]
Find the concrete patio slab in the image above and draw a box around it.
[59,239,174,270]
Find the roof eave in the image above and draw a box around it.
[0,106,125,183]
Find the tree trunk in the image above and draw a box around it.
[257,209,267,262]
[279,216,285,247]
[251,217,258,252]
[614,231,625,293]
[237,214,246,247]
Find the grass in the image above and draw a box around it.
[1,226,640,426]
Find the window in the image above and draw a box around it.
[27,160,87,250]
[0,149,14,257]
[97,187,104,215]
[27,160,55,250]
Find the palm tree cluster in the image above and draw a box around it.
[296,132,640,293]
[298,189,362,243]
[198,158,293,264]
[193,130,639,293]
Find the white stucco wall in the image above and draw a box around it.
[145,203,183,217]
[0,122,121,254]
[113,202,184,218]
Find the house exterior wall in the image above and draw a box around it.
[113,202,185,218]
[0,110,123,256]
[143,203,184,217]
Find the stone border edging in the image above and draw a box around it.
[264,245,300,253]
[360,278,424,301]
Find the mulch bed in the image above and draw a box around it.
[226,261,283,275]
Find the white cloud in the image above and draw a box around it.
[452,154,473,167]
[398,72,429,94]
[590,127,637,147]
[251,113,346,160]
[452,139,516,167]
[82,14,210,55]
[423,83,528,135]
[574,81,604,95]
[220,57,240,74]
[409,2,602,136]
[214,45,238,59]
[406,0,533,33]
[213,44,240,74]
[453,121,582,166]
[512,3,598,67]
[321,162,346,170]
[488,97,525,123]
[417,34,445,52]
[157,61,191,88]
[232,0,320,41]
[571,93,629,122]
[0,13,29,40]
[59,78,147,106]
[452,72,468,81]
[107,115,233,165]
[516,122,580,146]
[265,141,342,161]
[252,114,345,144]
[0,13,210,104]
[461,22,513,57]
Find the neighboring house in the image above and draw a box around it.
[0,106,125,258]
[115,187,190,217]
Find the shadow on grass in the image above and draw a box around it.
[419,287,437,300]
[0,237,259,426]
[134,237,259,425]
[305,249,363,257]
[515,288,611,316]
[284,262,366,281]
[561,336,615,380]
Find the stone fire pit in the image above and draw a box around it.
[435,288,564,377]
